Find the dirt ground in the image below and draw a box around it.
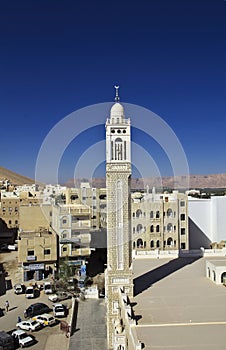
[0,251,21,285]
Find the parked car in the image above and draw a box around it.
[11,329,34,348]
[14,283,25,294]
[48,291,72,302]
[53,303,67,317]
[24,303,51,318]
[43,282,54,294]
[0,331,14,350]
[16,319,41,332]
[32,313,56,327]
[25,286,35,299]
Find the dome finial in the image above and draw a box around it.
[114,85,120,102]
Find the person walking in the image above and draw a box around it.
[17,316,22,323]
[5,300,9,312]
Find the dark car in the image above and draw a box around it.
[0,331,14,350]
[24,302,51,318]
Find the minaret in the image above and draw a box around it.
[105,86,133,349]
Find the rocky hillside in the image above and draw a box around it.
[0,166,34,186]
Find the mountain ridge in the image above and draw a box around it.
[1,166,226,190]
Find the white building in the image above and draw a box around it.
[188,196,226,249]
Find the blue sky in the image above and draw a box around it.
[0,0,225,184]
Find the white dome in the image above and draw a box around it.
[110,102,124,116]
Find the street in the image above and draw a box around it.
[0,287,72,349]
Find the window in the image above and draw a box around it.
[9,220,12,225]
[180,214,185,221]
[167,223,173,232]
[156,211,160,218]
[28,250,34,256]
[62,219,67,224]
[44,249,51,255]
[156,240,160,248]
[62,247,67,252]
[167,208,173,217]
[181,228,186,235]
[150,225,154,233]
[150,211,153,219]
[156,225,160,232]
[180,201,185,207]
[150,240,154,248]
[15,220,18,225]
[136,209,142,218]
[181,242,186,249]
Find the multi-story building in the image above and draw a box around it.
[0,191,19,228]
[18,228,57,281]
[51,203,92,264]
[132,190,188,251]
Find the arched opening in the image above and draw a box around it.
[156,211,160,219]
[167,223,173,232]
[221,271,226,283]
[136,209,142,218]
[137,224,143,233]
[167,237,173,247]
[150,225,154,233]
[167,208,173,217]
[137,238,143,248]
[150,240,154,248]
[156,225,160,232]
[213,270,216,281]
[150,211,154,219]
[156,240,160,248]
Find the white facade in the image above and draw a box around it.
[188,196,226,248]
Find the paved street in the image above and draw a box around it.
[0,286,72,349]
[69,298,107,350]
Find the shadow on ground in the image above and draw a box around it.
[134,256,201,296]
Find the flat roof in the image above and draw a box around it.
[132,257,226,350]
[206,259,226,267]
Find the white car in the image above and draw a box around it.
[16,319,41,332]
[48,291,72,302]
[11,329,34,347]
[43,282,54,294]
[53,303,67,317]
[25,286,35,298]
[32,313,56,326]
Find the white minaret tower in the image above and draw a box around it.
[105,86,133,349]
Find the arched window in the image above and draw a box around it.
[137,238,143,248]
[167,208,173,217]
[133,227,135,234]
[136,209,142,218]
[137,224,143,233]
[144,241,146,248]
[150,240,154,248]
[221,272,226,283]
[115,137,123,160]
[167,223,173,232]
[132,212,135,217]
[150,225,154,233]
[150,211,154,219]
[156,211,160,218]
[156,225,160,232]
[167,237,173,246]
[156,240,160,248]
